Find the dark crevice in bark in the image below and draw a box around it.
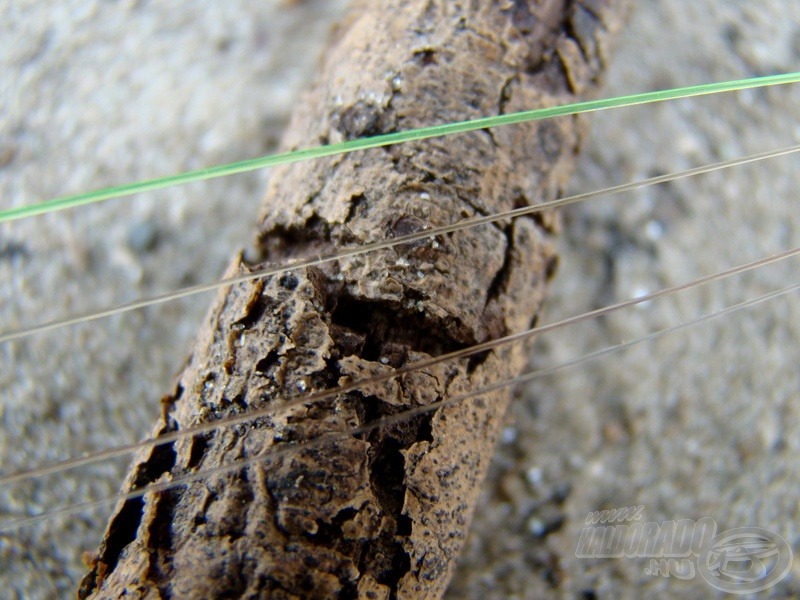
[498,76,517,115]
[146,488,179,600]
[485,226,514,310]
[345,193,367,223]
[226,472,255,543]
[86,496,143,592]
[329,294,467,362]
[137,437,178,487]
[368,434,407,517]
[254,349,280,375]
[307,507,360,548]
[528,312,541,332]
[530,206,557,234]
[412,48,438,67]
[389,214,434,252]
[186,433,211,470]
[466,350,491,374]
[361,401,427,591]
[504,0,575,73]
[254,214,333,264]
[84,432,178,594]
[331,100,397,141]
[452,188,497,222]
[277,272,300,292]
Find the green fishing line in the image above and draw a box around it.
[2,71,798,223]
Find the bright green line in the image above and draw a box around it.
[2,71,799,223]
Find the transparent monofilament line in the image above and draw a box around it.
[1,67,798,531]
[2,143,798,345]
[2,274,797,533]
[3,4,800,598]
[1,240,797,492]
[1,135,799,491]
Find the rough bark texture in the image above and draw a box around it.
[79,1,629,598]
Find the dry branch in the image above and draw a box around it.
[79,1,630,598]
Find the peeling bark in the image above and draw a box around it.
[79,1,630,598]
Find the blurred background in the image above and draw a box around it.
[1,1,799,597]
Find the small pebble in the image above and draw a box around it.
[552,482,571,503]
[501,426,517,444]
[645,220,664,241]
[632,286,652,308]
[526,466,543,487]
[127,221,159,253]
[527,517,546,537]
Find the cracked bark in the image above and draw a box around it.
[78,1,630,599]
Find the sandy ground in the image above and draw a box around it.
[1,1,799,598]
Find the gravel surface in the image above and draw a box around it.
[2,2,799,598]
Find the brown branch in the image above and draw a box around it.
[79,1,630,598]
